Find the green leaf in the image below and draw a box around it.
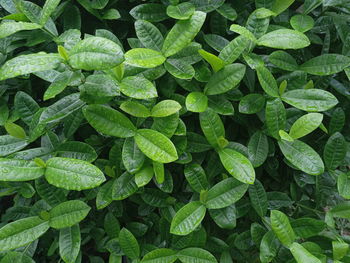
[218,148,255,184]
[269,51,299,71]
[177,248,217,263]
[0,216,49,251]
[49,200,91,229]
[199,108,225,148]
[164,58,195,79]
[0,158,45,181]
[153,161,165,184]
[184,164,209,193]
[290,242,322,263]
[0,21,41,39]
[271,0,295,15]
[120,76,158,99]
[130,4,168,22]
[291,218,326,239]
[204,64,246,95]
[239,93,265,114]
[206,178,249,209]
[300,54,350,76]
[219,36,249,64]
[4,122,26,139]
[260,231,279,263]
[96,180,113,208]
[331,202,350,219]
[323,132,346,171]
[141,248,177,263]
[135,166,154,187]
[166,2,195,20]
[289,113,323,139]
[337,172,350,199]
[249,179,267,217]
[59,225,81,263]
[40,0,61,25]
[278,140,324,175]
[56,141,98,162]
[134,129,178,163]
[14,91,40,125]
[186,92,208,113]
[44,71,76,101]
[68,36,124,70]
[290,14,314,33]
[209,204,237,229]
[0,251,35,263]
[229,24,257,42]
[198,49,225,72]
[151,100,182,117]
[281,89,338,112]
[45,157,106,190]
[270,210,295,247]
[0,135,28,156]
[135,20,164,51]
[333,241,349,261]
[0,53,62,81]
[279,130,294,142]
[120,101,151,118]
[162,11,206,57]
[170,201,206,235]
[248,131,269,168]
[119,228,140,259]
[257,29,310,49]
[122,138,145,174]
[125,48,166,68]
[256,66,279,97]
[83,104,137,138]
[112,172,138,200]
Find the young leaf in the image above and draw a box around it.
[186,92,208,113]
[170,201,206,235]
[49,200,91,229]
[141,248,177,263]
[151,100,182,117]
[162,11,206,57]
[290,14,314,33]
[270,210,295,247]
[218,148,255,184]
[134,129,178,163]
[45,157,106,190]
[166,2,195,20]
[120,101,151,118]
[177,248,217,263]
[290,242,322,263]
[278,140,324,175]
[125,48,166,68]
[83,104,137,138]
[120,76,158,99]
[289,113,323,139]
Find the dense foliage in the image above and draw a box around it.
[0,0,350,262]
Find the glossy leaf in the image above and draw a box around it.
[258,29,310,50]
[270,210,295,247]
[289,113,323,139]
[125,48,166,68]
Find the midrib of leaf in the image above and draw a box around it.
[221,150,251,181]
[137,132,174,158]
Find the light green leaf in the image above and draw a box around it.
[0,216,49,251]
[290,242,321,263]
[281,89,338,112]
[270,210,295,247]
[120,101,151,118]
[120,76,158,99]
[170,201,206,235]
[44,71,76,101]
[289,113,323,139]
[68,36,124,70]
[0,158,44,181]
[290,14,314,33]
[198,49,225,72]
[331,202,350,219]
[256,66,279,97]
[45,157,106,190]
[177,248,217,263]
[206,178,248,209]
[151,100,182,117]
[0,21,41,39]
[271,0,295,15]
[269,51,299,71]
[135,20,164,51]
[218,148,255,184]
[134,129,178,163]
[59,225,81,263]
[49,200,91,229]
[162,11,206,57]
[40,0,61,25]
[119,228,140,259]
[258,29,310,49]
[125,48,166,68]
[278,140,324,175]
[300,54,350,76]
[0,53,62,81]
[279,130,294,142]
[135,166,154,187]
[141,248,177,263]
[199,108,225,148]
[166,2,195,20]
[83,104,137,138]
[333,241,349,261]
[204,64,246,95]
[4,122,26,139]
[186,92,208,113]
[323,132,346,171]
[229,24,257,42]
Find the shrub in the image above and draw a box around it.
[0,0,349,262]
